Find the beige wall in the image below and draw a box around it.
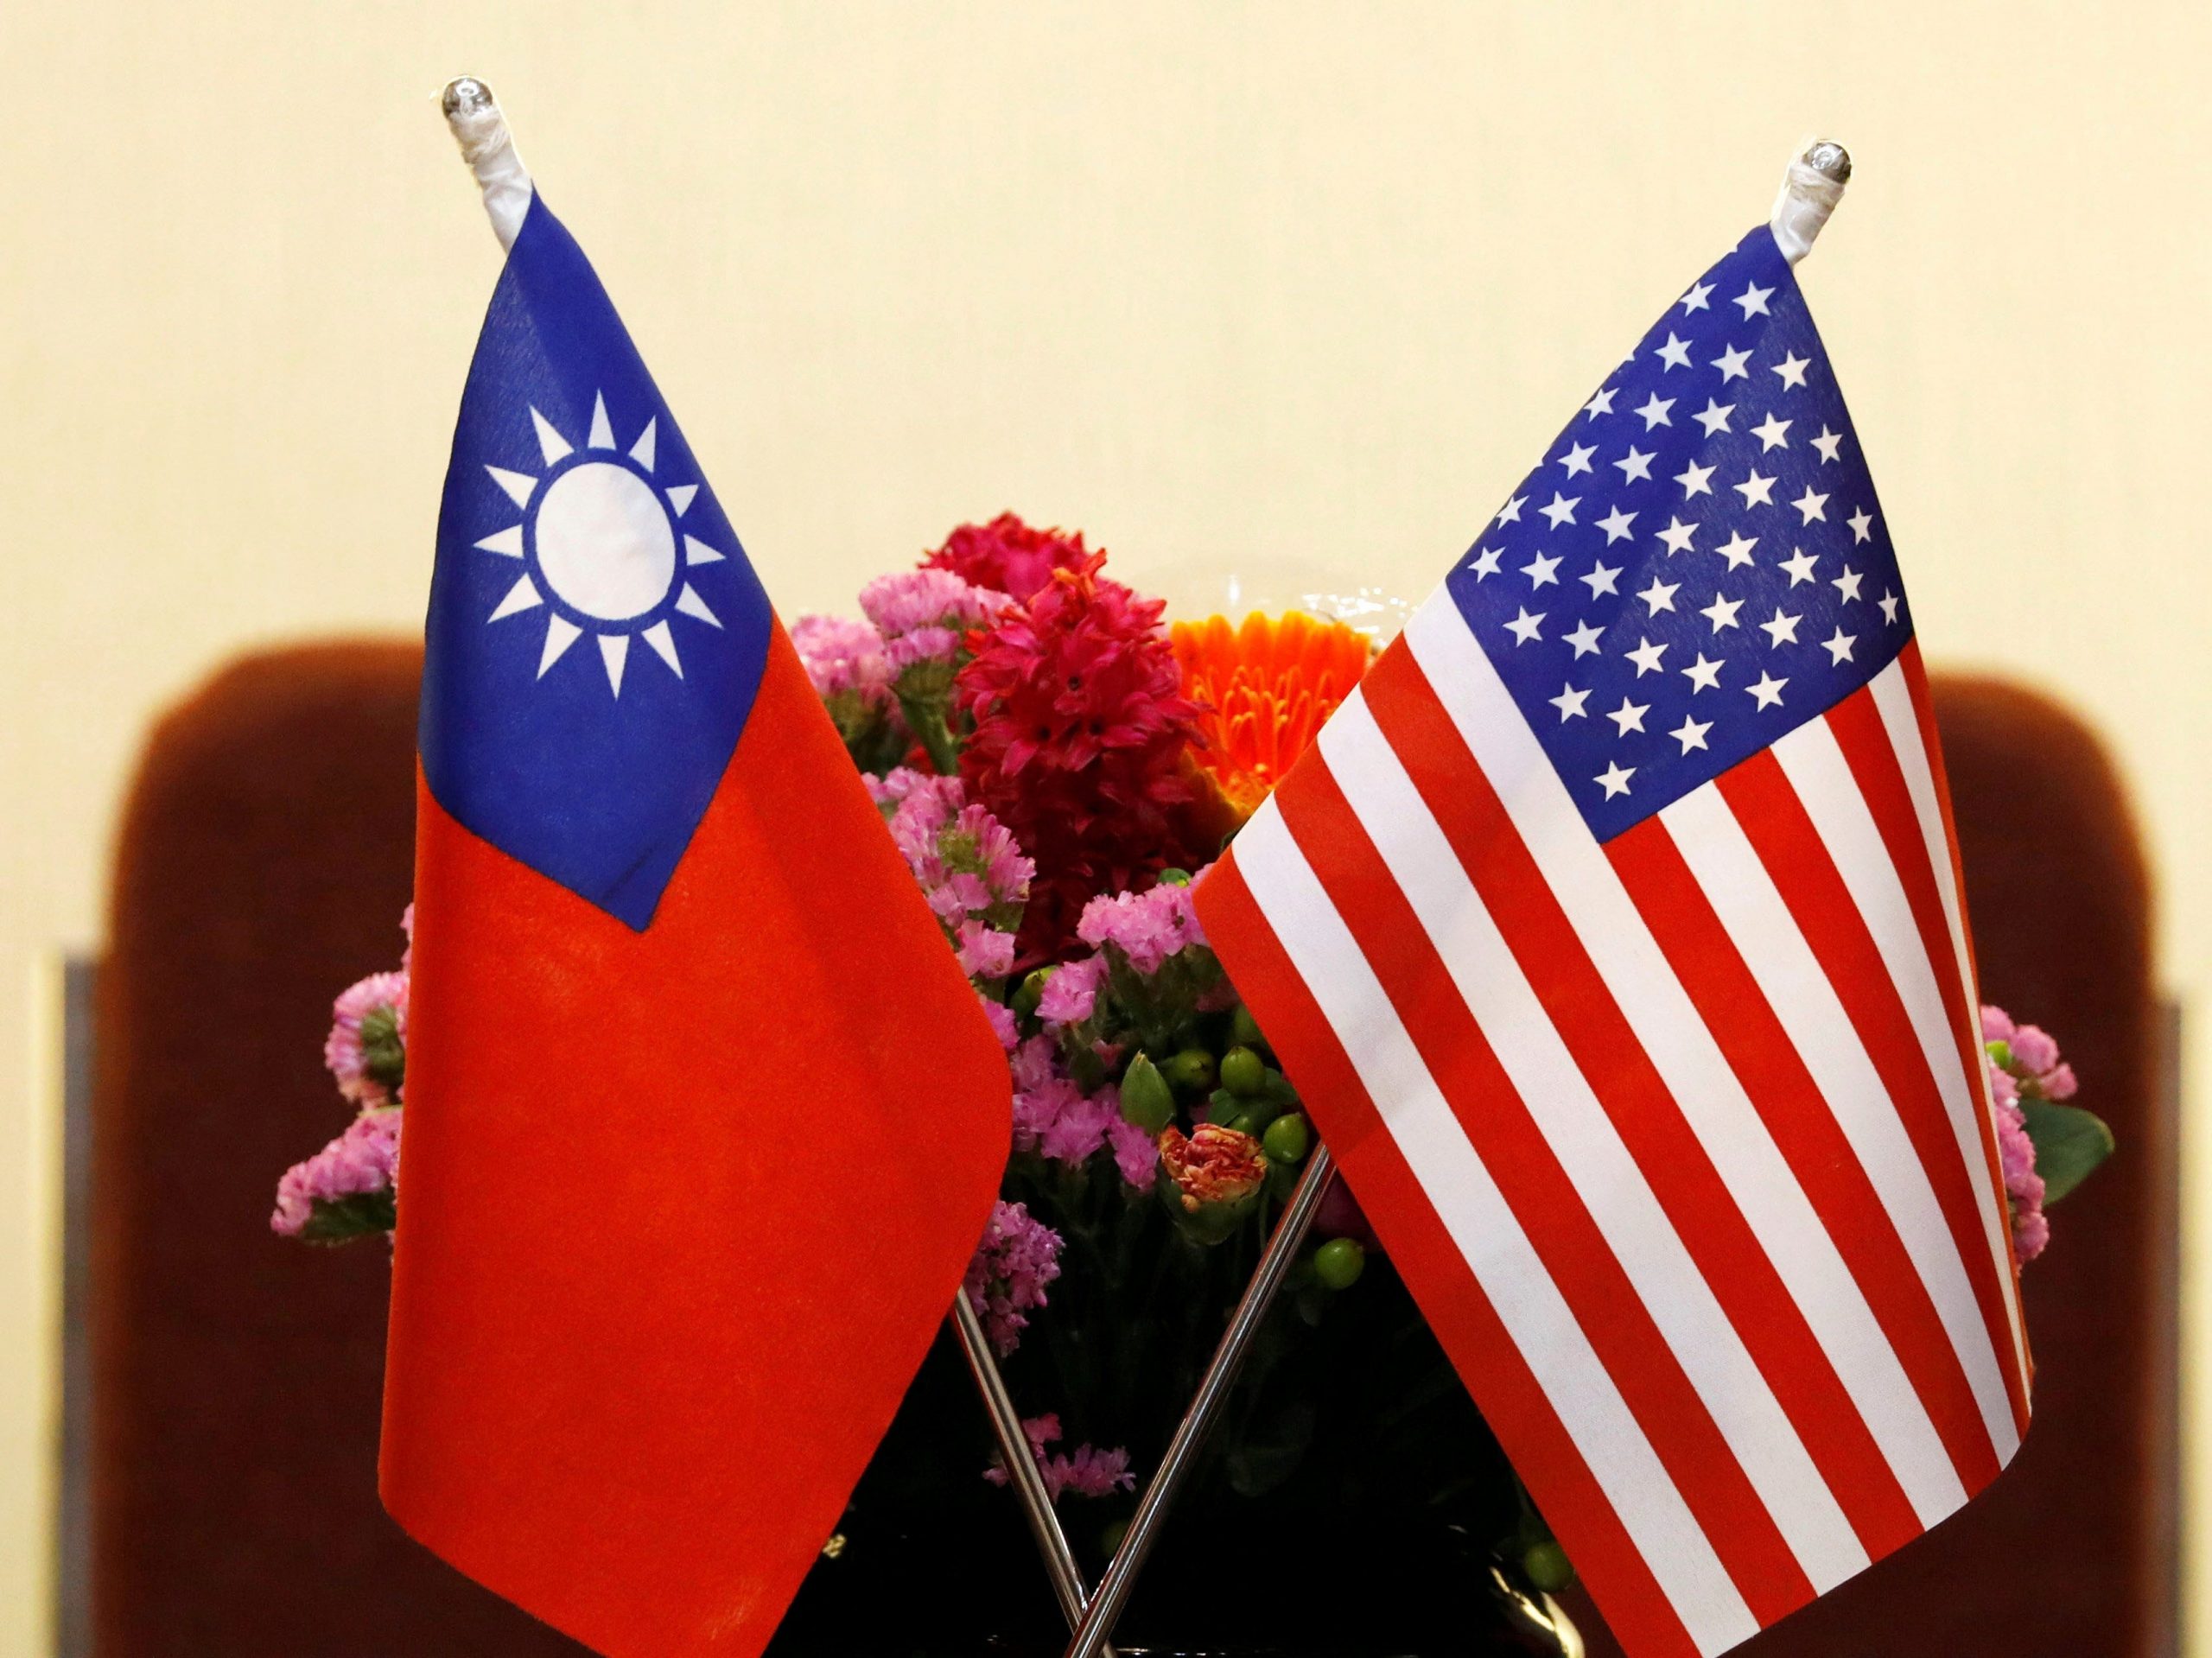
[3,3,2208,1652]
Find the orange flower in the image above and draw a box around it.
[1172,611,1373,835]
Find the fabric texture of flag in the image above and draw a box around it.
[1194,225,2028,1657]
[381,194,1010,1656]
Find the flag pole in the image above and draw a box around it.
[1058,137,1854,1658]
[1770,139,1853,265]
[1058,1146,1338,1658]
[437,73,1111,1647]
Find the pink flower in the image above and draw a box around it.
[2040,1063,2079,1101]
[1039,1091,1120,1166]
[1108,1115,1159,1191]
[1980,1005,2016,1044]
[1037,955,1106,1027]
[324,971,409,1105]
[860,568,1011,642]
[1077,876,1209,975]
[2008,1025,2061,1077]
[982,1413,1136,1502]
[399,903,415,971]
[964,1200,1064,1356]
[1986,1051,2049,1264]
[956,922,1017,980]
[885,625,964,674]
[791,613,893,701]
[980,996,1020,1051]
[926,513,1096,603]
[270,1108,402,1237]
[869,765,965,816]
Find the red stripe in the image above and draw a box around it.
[1897,645,2031,1384]
[1274,750,1814,1623]
[1606,810,2000,1498]
[1193,854,1704,1658]
[1357,651,1920,1563]
[1714,752,2028,1434]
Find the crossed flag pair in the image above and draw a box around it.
[383,82,2024,1658]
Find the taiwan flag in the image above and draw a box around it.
[381,194,1011,1656]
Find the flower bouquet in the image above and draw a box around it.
[276,514,2113,1656]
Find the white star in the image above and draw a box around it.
[1759,607,1802,647]
[1878,589,1903,624]
[1700,593,1745,632]
[1713,530,1759,569]
[1791,486,1830,524]
[1848,507,1876,543]
[1595,760,1637,799]
[1637,576,1681,614]
[1496,493,1527,525]
[1778,547,1820,586]
[1681,281,1714,314]
[1503,607,1546,645]
[1831,565,1865,603]
[1821,627,1858,666]
[1550,683,1592,722]
[1635,392,1676,429]
[1522,550,1562,588]
[1558,441,1597,477]
[1745,670,1789,709]
[1467,545,1503,580]
[1614,446,1656,484]
[1712,344,1752,383]
[1734,280,1775,319]
[1733,469,1777,508]
[1607,696,1651,736]
[1675,459,1716,499]
[1681,652,1724,692]
[1811,426,1844,463]
[1655,516,1699,556]
[1670,715,1713,753]
[1564,619,1605,657]
[1750,413,1792,451]
[1584,386,1617,419]
[1540,492,1581,529]
[1773,351,1812,390]
[1624,636,1668,676]
[1693,398,1737,437]
[1581,559,1624,598]
[1595,505,1637,544]
[1655,332,1694,370]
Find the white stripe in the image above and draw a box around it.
[1868,661,2032,1383]
[1233,802,1758,1656]
[1403,594,1967,1525]
[1319,695,1866,1588]
[1658,780,2018,1468]
[1775,712,2029,1445]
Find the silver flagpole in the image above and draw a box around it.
[1059,137,1856,1658]
[437,74,1109,1646]
[1059,1146,1338,1658]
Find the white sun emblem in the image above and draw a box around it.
[474,391,726,696]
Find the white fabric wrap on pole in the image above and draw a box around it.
[1769,142,1851,266]
[443,79,535,251]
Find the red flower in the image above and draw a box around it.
[1157,1122,1268,1212]
[956,551,1208,956]
[926,512,1095,603]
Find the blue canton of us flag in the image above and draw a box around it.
[420,196,775,930]
[1448,226,1910,840]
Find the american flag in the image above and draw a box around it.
[1193,225,2029,1658]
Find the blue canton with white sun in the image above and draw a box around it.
[1445,225,1910,842]
[421,195,774,931]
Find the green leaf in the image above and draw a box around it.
[301,1190,397,1244]
[2020,1099,2115,1206]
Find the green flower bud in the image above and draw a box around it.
[1986,1038,2013,1070]
[1015,966,1056,1015]
[1157,867,1192,886]
[1163,1048,1217,1095]
[1119,1052,1176,1134]
[1262,1112,1310,1165]
[1230,1004,1267,1052]
[1220,1045,1267,1098]
[1313,1236,1366,1290]
[359,1005,407,1092]
[1218,1112,1256,1136]
[1522,1540,1574,1594]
